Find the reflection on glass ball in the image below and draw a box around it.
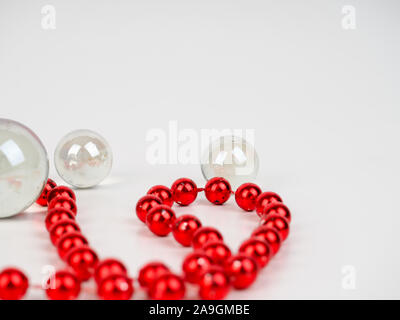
[54,130,112,188]
[201,136,259,189]
[0,119,49,218]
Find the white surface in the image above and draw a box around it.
[0,0,399,299]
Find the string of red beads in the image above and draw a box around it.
[0,179,134,300]
[41,181,135,300]
[0,176,291,300]
[135,177,291,300]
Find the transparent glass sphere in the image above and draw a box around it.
[0,119,49,218]
[201,135,259,189]
[54,130,113,188]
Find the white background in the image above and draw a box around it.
[0,0,399,299]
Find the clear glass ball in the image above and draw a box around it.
[0,119,49,218]
[201,135,259,189]
[54,129,113,188]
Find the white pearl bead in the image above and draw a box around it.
[201,135,259,189]
[54,130,112,188]
[0,119,49,218]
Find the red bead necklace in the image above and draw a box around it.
[136,177,291,300]
[0,177,291,300]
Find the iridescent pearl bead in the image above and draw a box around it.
[201,135,259,189]
[0,119,49,218]
[54,129,112,188]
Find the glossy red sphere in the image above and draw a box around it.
[171,178,198,206]
[255,192,282,216]
[49,219,81,245]
[148,273,185,300]
[138,262,170,289]
[147,185,173,207]
[252,226,282,256]
[47,186,76,204]
[225,254,258,289]
[146,205,176,236]
[57,232,88,260]
[94,259,128,284]
[235,183,262,211]
[0,268,29,300]
[204,177,232,205]
[263,202,291,222]
[45,208,76,231]
[45,270,80,300]
[97,274,134,300]
[48,196,77,216]
[135,195,163,223]
[202,241,232,265]
[172,215,202,246]
[198,266,230,300]
[192,227,223,249]
[182,252,213,284]
[65,246,99,281]
[239,238,271,268]
[36,179,57,207]
[260,214,290,241]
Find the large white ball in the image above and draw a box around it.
[201,135,259,189]
[54,129,113,188]
[0,119,49,218]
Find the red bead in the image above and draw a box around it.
[172,215,202,246]
[255,192,282,216]
[171,178,198,206]
[182,252,213,284]
[235,183,262,211]
[49,219,80,245]
[65,246,99,281]
[97,274,134,300]
[204,177,232,205]
[138,262,170,289]
[45,208,75,231]
[202,241,232,265]
[57,231,88,260]
[192,227,223,249]
[94,259,128,285]
[146,205,176,236]
[135,195,163,223]
[252,226,282,256]
[0,268,29,300]
[47,186,76,204]
[45,270,80,300]
[263,202,291,222]
[48,196,77,216]
[260,214,290,241]
[225,254,258,289]
[147,185,173,207]
[148,273,185,300]
[36,179,57,207]
[198,266,230,300]
[239,238,271,268]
